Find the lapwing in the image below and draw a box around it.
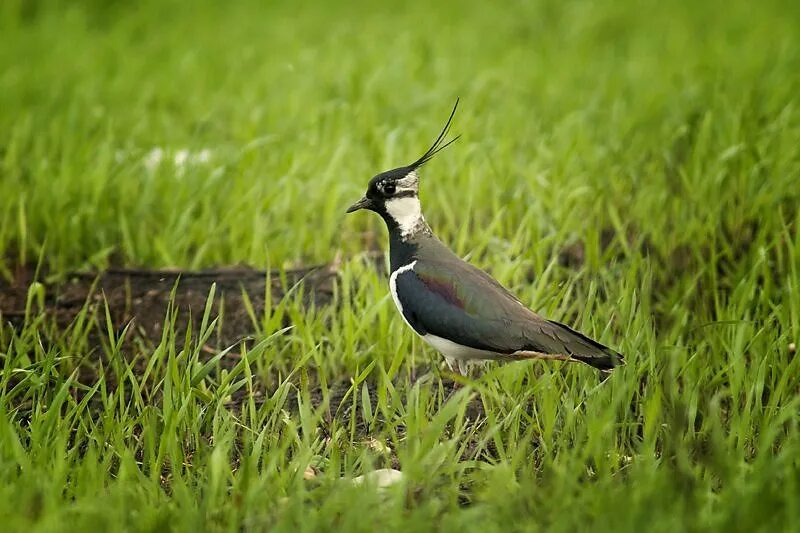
[346,101,624,375]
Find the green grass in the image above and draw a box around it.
[2,0,800,530]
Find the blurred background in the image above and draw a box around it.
[2,0,798,274]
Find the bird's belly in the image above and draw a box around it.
[422,334,497,361]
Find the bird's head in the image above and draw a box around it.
[346,100,460,235]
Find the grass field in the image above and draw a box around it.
[2,0,800,530]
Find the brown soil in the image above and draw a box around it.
[0,264,338,414]
[0,264,336,349]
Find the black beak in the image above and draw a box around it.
[346,196,373,213]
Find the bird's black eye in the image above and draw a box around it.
[382,183,396,195]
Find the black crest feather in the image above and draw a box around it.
[409,98,460,170]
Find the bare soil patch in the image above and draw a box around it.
[0,264,336,348]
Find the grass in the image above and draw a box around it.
[1,0,800,530]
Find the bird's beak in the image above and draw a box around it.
[346,196,373,213]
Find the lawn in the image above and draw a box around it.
[1,0,799,530]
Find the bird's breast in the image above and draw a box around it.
[389,260,419,332]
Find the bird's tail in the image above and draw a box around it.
[546,320,625,371]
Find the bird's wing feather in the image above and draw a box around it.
[394,259,623,367]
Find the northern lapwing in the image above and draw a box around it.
[346,101,625,375]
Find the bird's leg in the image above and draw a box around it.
[443,381,463,404]
[442,357,464,401]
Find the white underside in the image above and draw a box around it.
[422,334,498,374]
[422,334,496,361]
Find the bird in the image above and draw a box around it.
[346,100,624,375]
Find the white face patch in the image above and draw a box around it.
[395,170,419,192]
[384,196,425,238]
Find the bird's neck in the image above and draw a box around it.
[387,231,419,272]
[383,196,429,238]
[381,196,431,272]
